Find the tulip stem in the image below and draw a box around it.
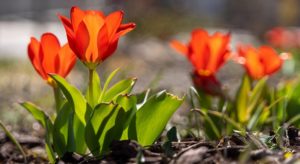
[89,69,95,108]
[53,87,63,113]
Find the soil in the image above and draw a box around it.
[1,127,300,163]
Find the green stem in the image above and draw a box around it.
[89,69,95,108]
[53,86,63,113]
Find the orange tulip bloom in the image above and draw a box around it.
[59,6,136,69]
[237,45,283,80]
[170,29,230,77]
[28,33,76,86]
[170,29,230,95]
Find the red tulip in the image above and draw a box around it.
[237,45,283,80]
[171,28,230,77]
[170,28,230,95]
[59,6,136,69]
[265,27,296,49]
[28,33,76,86]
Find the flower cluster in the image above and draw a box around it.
[28,6,135,85]
[171,28,286,94]
[266,27,300,49]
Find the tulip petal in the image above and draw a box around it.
[97,24,110,61]
[115,23,136,38]
[207,32,230,73]
[83,12,105,62]
[105,11,123,40]
[170,40,188,56]
[28,37,47,79]
[190,29,210,71]
[85,10,105,18]
[58,15,78,55]
[75,21,90,61]
[40,33,61,74]
[259,46,282,75]
[71,6,85,31]
[58,44,76,77]
[244,48,264,79]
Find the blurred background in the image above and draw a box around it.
[0,0,299,131]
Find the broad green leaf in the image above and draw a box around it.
[129,91,183,146]
[86,69,101,109]
[50,74,87,125]
[72,112,87,154]
[53,103,87,157]
[85,103,126,156]
[53,103,72,157]
[102,78,137,102]
[116,94,137,112]
[20,102,55,162]
[98,68,120,103]
[116,95,138,140]
[236,74,251,123]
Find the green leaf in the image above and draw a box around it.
[236,74,251,123]
[20,102,50,128]
[136,89,151,108]
[20,102,55,162]
[0,121,27,163]
[53,103,87,157]
[50,74,88,125]
[116,94,137,112]
[162,127,178,157]
[166,127,178,142]
[86,69,101,109]
[98,68,120,103]
[53,103,72,157]
[129,91,183,146]
[189,87,211,110]
[102,78,137,102]
[202,111,221,139]
[247,102,265,130]
[72,111,87,154]
[248,77,267,114]
[85,103,126,155]
[205,110,244,134]
[116,95,138,140]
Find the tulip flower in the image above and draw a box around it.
[28,33,76,86]
[170,29,230,95]
[59,6,136,70]
[265,27,296,49]
[237,45,284,80]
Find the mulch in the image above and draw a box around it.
[1,127,300,163]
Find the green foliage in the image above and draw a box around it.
[20,102,55,163]
[189,73,291,140]
[128,91,183,146]
[50,74,88,125]
[21,70,183,162]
